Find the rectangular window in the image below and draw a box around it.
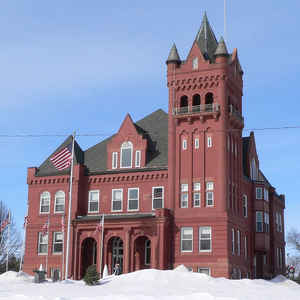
[227,136,230,151]
[278,213,282,232]
[199,226,212,252]
[128,188,139,211]
[256,187,263,199]
[112,189,123,211]
[182,139,187,150]
[235,143,237,157]
[197,268,210,276]
[52,232,63,254]
[181,184,188,208]
[38,232,48,254]
[181,227,193,252]
[244,235,248,259]
[121,142,132,168]
[242,195,248,218]
[256,211,263,232]
[40,193,50,213]
[135,150,141,168]
[207,136,212,148]
[152,187,164,209]
[232,229,235,255]
[88,190,99,213]
[237,230,240,256]
[206,182,214,206]
[54,193,65,213]
[195,138,199,149]
[112,152,118,169]
[193,183,201,207]
[264,188,269,201]
[264,212,270,233]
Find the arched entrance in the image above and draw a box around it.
[134,236,151,271]
[81,237,97,278]
[108,237,124,275]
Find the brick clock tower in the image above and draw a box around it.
[167,13,246,277]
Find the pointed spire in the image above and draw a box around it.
[166,43,181,64]
[214,36,229,56]
[195,12,218,61]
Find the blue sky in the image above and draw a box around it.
[0,1,299,243]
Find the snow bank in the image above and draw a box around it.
[0,271,33,282]
[0,269,299,300]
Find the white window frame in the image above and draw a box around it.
[112,188,123,212]
[112,152,118,169]
[207,136,212,148]
[40,191,50,214]
[38,232,48,255]
[195,138,199,149]
[256,211,263,232]
[197,267,211,276]
[193,182,201,207]
[120,141,133,168]
[244,235,248,259]
[135,150,141,168]
[88,190,99,213]
[127,188,139,211]
[52,232,63,254]
[256,187,263,199]
[264,188,269,201]
[242,195,248,218]
[237,230,240,256]
[180,183,188,208]
[206,182,214,207]
[54,191,65,213]
[152,186,164,210]
[199,226,212,252]
[232,228,235,255]
[264,212,270,233]
[182,139,187,150]
[181,227,193,252]
[192,57,198,70]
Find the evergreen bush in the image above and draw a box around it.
[83,265,100,285]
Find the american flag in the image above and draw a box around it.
[50,143,73,170]
[0,212,10,233]
[42,219,49,236]
[23,216,29,228]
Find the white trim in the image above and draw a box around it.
[127,188,139,211]
[256,187,263,199]
[112,152,118,169]
[181,227,193,252]
[38,232,48,254]
[197,267,211,276]
[135,150,141,168]
[88,190,100,213]
[237,230,240,256]
[54,190,65,213]
[120,141,133,168]
[152,186,164,210]
[112,188,123,212]
[199,226,212,252]
[207,136,212,148]
[52,231,63,254]
[232,228,235,255]
[40,191,50,214]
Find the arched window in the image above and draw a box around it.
[121,141,133,168]
[54,191,65,213]
[205,93,214,112]
[192,94,201,112]
[180,95,188,113]
[40,191,50,214]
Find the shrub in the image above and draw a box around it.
[83,265,100,285]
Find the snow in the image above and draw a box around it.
[0,269,299,300]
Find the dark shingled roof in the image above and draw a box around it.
[36,109,168,177]
[195,12,218,62]
[166,43,181,64]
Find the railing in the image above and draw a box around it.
[229,105,244,122]
[174,103,220,115]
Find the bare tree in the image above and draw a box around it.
[0,200,22,267]
[287,228,300,278]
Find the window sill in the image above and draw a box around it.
[111,210,123,213]
[181,250,193,253]
[52,252,62,255]
[54,211,64,214]
[38,253,48,256]
[127,209,139,212]
[88,211,99,214]
[199,250,212,253]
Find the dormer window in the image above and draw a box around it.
[121,141,133,168]
[192,57,198,70]
[135,150,141,167]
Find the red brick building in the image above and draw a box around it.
[23,14,285,280]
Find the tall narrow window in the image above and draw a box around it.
[244,235,248,259]
[206,182,214,206]
[192,57,198,70]
[145,239,151,265]
[199,227,212,252]
[242,195,248,218]
[135,150,141,167]
[237,230,240,256]
[180,184,188,208]
[251,158,257,180]
[256,187,263,199]
[152,187,164,209]
[121,141,133,168]
[112,152,118,169]
[227,136,230,151]
[128,188,139,211]
[52,232,63,254]
[38,232,48,254]
[182,139,187,150]
[112,189,123,212]
[193,183,201,207]
[88,190,99,213]
[207,136,212,148]
[195,138,199,149]
[181,227,193,252]
[54,191,65,213]
[40,192,50,214]
[264,188,269,201]
[256,211,263,232]
[264,212,270,233]
[232,229,235,255]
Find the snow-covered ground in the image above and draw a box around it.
[0,267,299,300]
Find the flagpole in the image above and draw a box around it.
[19,202,29,273]
[61,215,65,280]
[46,215,50,277]
[65,132,76,280]
[6,210,10,273]
[99,214,104,277]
